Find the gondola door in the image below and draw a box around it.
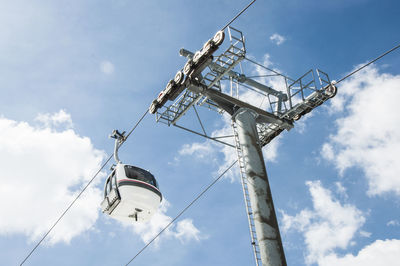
[101,171,121,215]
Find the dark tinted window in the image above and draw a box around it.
[104,178,111,197]
[124,165,157,188]
[104,171,115,197]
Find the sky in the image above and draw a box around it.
[1,0,400,265]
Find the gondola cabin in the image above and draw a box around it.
[101,163,162,222]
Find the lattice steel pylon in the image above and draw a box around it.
[149,27,337,266]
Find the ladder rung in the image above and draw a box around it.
[232,121,261,265]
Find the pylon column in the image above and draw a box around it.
[233,108,286,266]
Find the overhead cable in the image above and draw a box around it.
[122,41,400,266]
[122,38,400,266]
[336,42,400,84]
[221,0,256,31]
[19,109,149,265]
[125,110,149,140]
[125,160,238,266]
[19,154,113,265]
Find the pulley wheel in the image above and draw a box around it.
[325,84,337,98]
[174,70,184,84]
[213,31,225,46]
[183,60,193,75]
[165,80,174,94]
[193,50,202,64]
[293,114,301,121]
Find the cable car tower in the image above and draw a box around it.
[149,25,336,266]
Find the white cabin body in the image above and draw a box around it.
[101,163,162,222]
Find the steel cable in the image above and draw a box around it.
[18,6,400,264]
[122,40,400,266]
[122,37,400,266]
[19,1,256,260]
[221,0,256,31]
[125,160,238,266]
[336,43,400,84]
[19,109,149,265]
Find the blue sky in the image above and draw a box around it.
[1,0,400,265]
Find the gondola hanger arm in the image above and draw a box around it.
[110,129,126,164]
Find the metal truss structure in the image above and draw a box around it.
[151,26,336,148]
[149,26,337,266]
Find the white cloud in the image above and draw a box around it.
[100,60,115,75]
[212,116,241,182]
[175,219,203,243]
[179,141,216,159]
[252,54,288,95]
[359,230,371,238]
[281,180,365,264]
[321,143,334,161]
[119,200,204,246]
[295,111,314,134]
[270,33,286,45]
[35,109,73,129]
[387,220,400,227]
[321,65,400,196]
[178,137,235,180]
[335,182,348,199]
[177,115,239,182]
[263,135,282,162]
[319,239,400,266]
[0,112,106,244]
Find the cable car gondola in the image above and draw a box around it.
[101,130,162,222]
